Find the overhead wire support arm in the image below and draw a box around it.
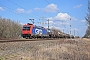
[29,19,34,24]
[47,19,50,29]
[39,16,46,27]
[70,18,72,39]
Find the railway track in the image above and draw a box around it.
[0,38,77,43]
[0,38,55,43]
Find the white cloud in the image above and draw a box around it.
[34,4,58,12]
[15,8,25,14]
[71,17,78,21]
[43,3,58,12]
[46,17,53,20]
[46,13,72,26]
[26,10,32,13]
[34,7,41,10]
[47,13,77,22]
[54,13,71,20]
[81,20,86,22]
[47,13,71,21]
[46,20,53,24]
[74,4,82,8]
[46,13,78,31]
[0,7,4,11]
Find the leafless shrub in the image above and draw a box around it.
[0,17,22,39]
[84,0,90,38]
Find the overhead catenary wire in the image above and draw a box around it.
[44,0,74,38]
[7,0,40,18]
[45,0,60,13]
[20,0,40,18]
[7,0,23,8]
[0,4,24,17]
[22,0,41,18]
[0,0,48,26]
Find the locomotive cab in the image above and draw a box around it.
[22,23,33,38]
[22,23,48,39]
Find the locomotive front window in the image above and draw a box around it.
[23,26,30,30]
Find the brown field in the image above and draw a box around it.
[0,38,90,60]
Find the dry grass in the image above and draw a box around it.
[0,38,90,60]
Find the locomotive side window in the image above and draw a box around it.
[23,26,30,30]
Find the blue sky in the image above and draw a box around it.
[0,0,88,37]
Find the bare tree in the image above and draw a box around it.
[0,17,22,39]
[84,0,90,38]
